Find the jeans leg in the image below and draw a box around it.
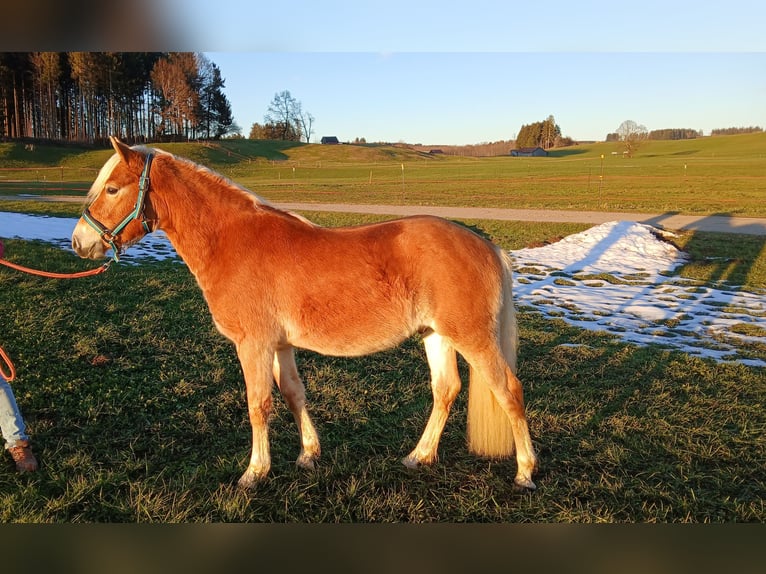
[0,374,29,448]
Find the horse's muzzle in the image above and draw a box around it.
[72,220,108,260]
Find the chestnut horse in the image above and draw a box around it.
[72,137,538,490]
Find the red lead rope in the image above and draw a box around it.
[0,257,111,279]
[1,345,15,382]
[0,252,111,382]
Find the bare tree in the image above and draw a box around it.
[264,90,298,140]
[151,52,200,139]
[616,120,648,158]
[296,109,315,143]
[265,90,313,142]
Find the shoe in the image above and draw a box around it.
[8,440,38,473]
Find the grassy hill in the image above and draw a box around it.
[0,139,432,170]
[548,132,766,160]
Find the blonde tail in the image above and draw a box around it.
[466,249,517,458]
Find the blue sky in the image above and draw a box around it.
[207,52,765,144]
[163,1,765,145]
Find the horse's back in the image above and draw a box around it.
[332,215,498,267]
[319,215,502,300]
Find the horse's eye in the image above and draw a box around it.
[106,186,119,196]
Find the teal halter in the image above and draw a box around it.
[82,153,154,262]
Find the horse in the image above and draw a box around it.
[71,137,538,490]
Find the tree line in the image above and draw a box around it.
[647,128,701,140]
[0,52,237,144]
[607,127,698,142]
[710,126,763,136]
[608,126,764,140]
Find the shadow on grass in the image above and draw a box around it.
[218,139,307,162]
[643,212,766,287]
[0,140,100,166]
[518,313,764,520]
[547,148,590,158]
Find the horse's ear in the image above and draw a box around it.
[110,136,140,166]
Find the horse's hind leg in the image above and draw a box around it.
[273,347,321,470]
[467,350,537,490]
[402,332,461,468]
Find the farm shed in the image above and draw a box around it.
[321,136,340,144]
[510,146,548,157]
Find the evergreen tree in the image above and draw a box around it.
[516,116,561,149]
[199,59,235,139]
[0,52,238,144]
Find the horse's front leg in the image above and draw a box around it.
[235,339,274,489]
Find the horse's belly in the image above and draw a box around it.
[294,332,411,357]
[286,306,420,357]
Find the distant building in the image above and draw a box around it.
[510,146,548,157]
[321,136,340,144]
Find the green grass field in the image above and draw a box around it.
[2,132,766,215]
[0,137,764,522]
[0,235,763,522]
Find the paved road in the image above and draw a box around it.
[3,195,765,235]
[274,202,766,236]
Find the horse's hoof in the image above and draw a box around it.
[401,456,420,469]
[296,454,317,471]
[513,475,537,491]
[237,468,267,490]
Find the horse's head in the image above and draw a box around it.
[72,137,157,261]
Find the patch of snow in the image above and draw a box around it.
[0,212,178,262]
[512,220,764,367]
